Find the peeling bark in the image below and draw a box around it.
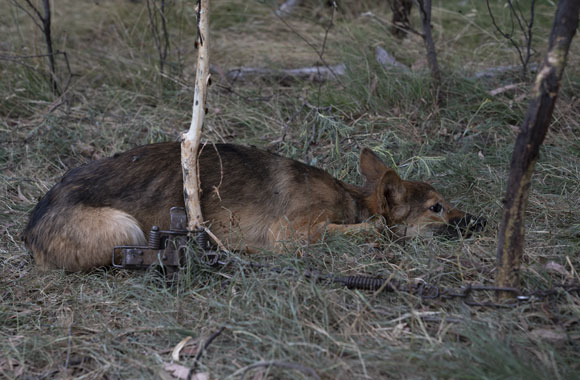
[182,0,210,231]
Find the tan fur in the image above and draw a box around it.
[28,207,146,271]
[23,143,485,271]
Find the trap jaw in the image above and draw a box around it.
[112,207,209,274]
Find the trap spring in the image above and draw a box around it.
[113,208,579,307]
[112,207,207,275]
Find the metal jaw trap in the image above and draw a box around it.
[110,208,575,307]
[110,207,402,290]
[112,207,211,275]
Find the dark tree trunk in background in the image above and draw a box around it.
[389,0,413,38]
[41,0,59,94]
[11,0,60,94]
[416,0,441,91]
[495,0,579,298]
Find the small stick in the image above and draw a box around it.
[186,326,225,380]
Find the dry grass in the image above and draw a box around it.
[1,0,579,379]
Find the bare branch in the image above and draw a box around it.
[146,0,170,74]
[486,0,537,78]
[10,0,60,94]
[9,0,43,30]
[273,7,343,84]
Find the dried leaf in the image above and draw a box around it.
[172,336,193,361]
[163,363,190,379]
[162,362,209,380]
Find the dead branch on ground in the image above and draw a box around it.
[475,63,539,80]
[223,64,346,83]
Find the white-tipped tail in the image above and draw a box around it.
[30,207,146,271]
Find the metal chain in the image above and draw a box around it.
[193,248,579,308]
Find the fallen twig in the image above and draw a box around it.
[474,63,539,79]
[186,326,225,380]
[225,64,346,83]
[489,83,521,96]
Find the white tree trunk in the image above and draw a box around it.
[182,0,210,231]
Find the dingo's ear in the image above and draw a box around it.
[360,148,410,222]
[378,170,408,219]
[360,148,388,183]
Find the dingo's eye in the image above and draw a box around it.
[429,203,443,213]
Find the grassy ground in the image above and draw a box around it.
[1,0,579,378]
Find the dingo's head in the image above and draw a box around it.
[359,148,486,238]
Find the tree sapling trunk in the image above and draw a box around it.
[182,0,210,232]
[417,0,441,90]
[495,0,579,298]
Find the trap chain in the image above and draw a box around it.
[113,208,579,308]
